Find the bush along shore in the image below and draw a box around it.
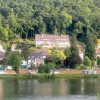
[0,74,100,80]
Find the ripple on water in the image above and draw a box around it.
[8,95,97,100]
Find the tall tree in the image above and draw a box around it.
[70,34,79,56]
[6,51,22,74]
[0,26,8,42]
[85,30,96,65]
[64,34,82,68]
[83,56,92,69]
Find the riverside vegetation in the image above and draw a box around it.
[0,0,100,75]
[0,74,100,80]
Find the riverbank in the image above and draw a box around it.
[0,74,100,79]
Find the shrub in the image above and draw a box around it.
[38,63,55,73]
[83,56,92,69]
[97,57,100,65]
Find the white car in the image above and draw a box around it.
[5,66,12,70]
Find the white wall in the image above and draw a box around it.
[36,41,70,48]
[79,52,84,60]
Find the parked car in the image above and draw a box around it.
[5,66,12,70]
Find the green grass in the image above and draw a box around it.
[53,74,100,78]
[0,74,17,79]
[0,74,100,79]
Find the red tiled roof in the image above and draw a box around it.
[35,34,69,42]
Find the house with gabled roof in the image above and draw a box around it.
[29,52,46,67]
[35,34,70,48]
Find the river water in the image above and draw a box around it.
[0,78,100,100]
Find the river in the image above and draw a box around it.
[0,78,100,100]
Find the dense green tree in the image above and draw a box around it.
[64,48,71,58]
[17,41,35,62]
[70,34,79,58]
[38,63,54,73]
[5,51,22,74]
[85,30,96,65]
[83,56,92,69]
[46,49,66,65]
[0,0,100,68]
[97,57,100,66]
[64,34,82,68]
[0,26,8,42]
[0,0,99,39]
[64,53,82,68]
[51,50,66,62]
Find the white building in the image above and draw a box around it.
[77,43,85,60]
[35,34,70,48]
[79,51,84,60]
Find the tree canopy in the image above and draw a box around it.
[0,0,99,39]
[0,0,99,65]
[5,51,22,73]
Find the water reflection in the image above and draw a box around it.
[0,80,3,100]
[0,78,100,100]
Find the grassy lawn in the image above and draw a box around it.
[0,73,100,79]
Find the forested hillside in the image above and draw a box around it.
[0,0,100,40]
[0,0,100,69]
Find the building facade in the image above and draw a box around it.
[35,34,70,48]
[29,52,46,67]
